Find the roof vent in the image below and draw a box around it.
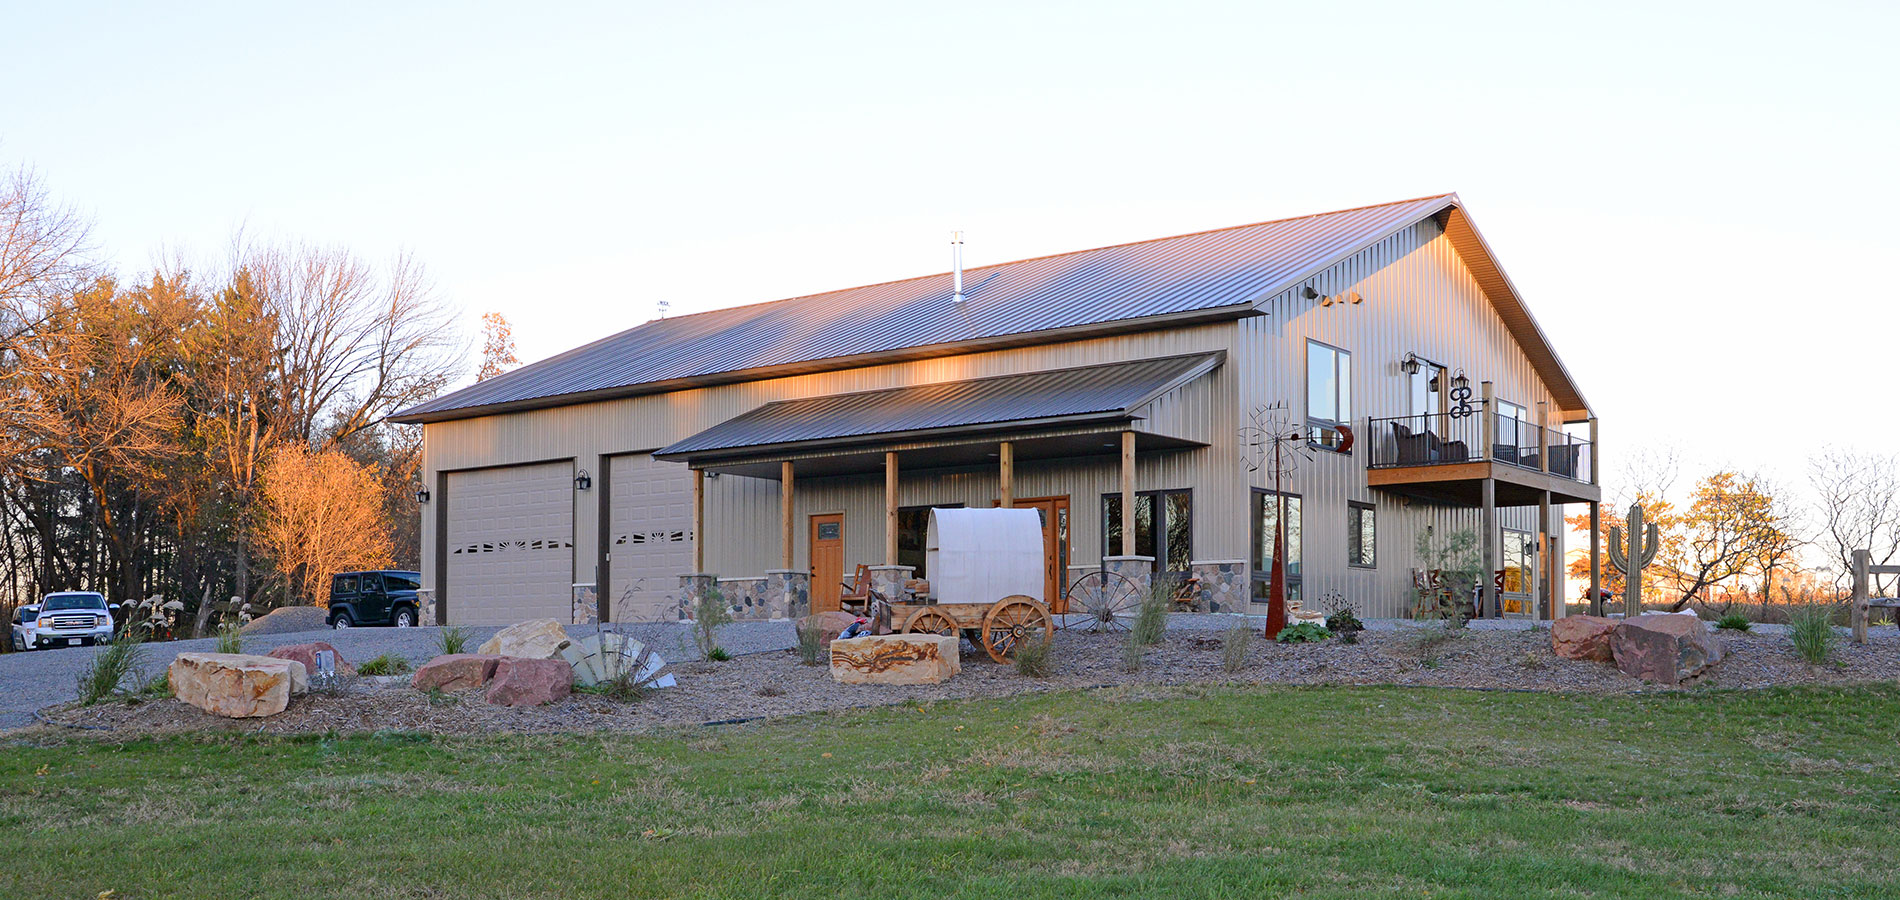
[951,231,966,306]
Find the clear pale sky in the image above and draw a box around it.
[5,0,1896,498]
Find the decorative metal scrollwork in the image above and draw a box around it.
[1448,384,1475,419]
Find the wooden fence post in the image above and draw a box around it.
[1852,549,1870,645]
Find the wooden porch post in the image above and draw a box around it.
[1537,401,1550,473]
[998,441,1014,507]
[1120,431,1136,557]
[692,469,705,573]
[1481,381,1495,460]
[1539,490,1553,619]
[1853,549,1870,645]
[1588,501,1602,616]
[781,460,794,571]
[885,451,899,566]
[1481,477,1497,619]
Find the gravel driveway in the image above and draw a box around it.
[0,620,798,731]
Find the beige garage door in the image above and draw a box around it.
[445,461,574,625]
[607,453,694,622]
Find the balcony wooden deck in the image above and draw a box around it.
[1368,458,1600,507]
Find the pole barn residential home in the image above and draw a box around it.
[390,194,1602,628]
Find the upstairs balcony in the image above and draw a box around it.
[1364,405,1599,506]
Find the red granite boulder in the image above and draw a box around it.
[411,653,502,691]
[1611,614,1724,685]
[798,611,862,647]
[1550,616,1616,661]
[266,641,355,677]
[484,657,574,707]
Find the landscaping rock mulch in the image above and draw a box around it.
[33,626,1900,737]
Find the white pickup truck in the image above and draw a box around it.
[10,592,118,650]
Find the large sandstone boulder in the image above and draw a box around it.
[169,652,308,718]
[484,657,574,707]
[829,634,960,685]
[411,653,502,691]
[266,641,354,677]
[477,619,571,659]
[797,611,861,648]
[1611,614,1725,685]
[1551,616,1617,661]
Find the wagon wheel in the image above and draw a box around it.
[1064,570,1142,633]
[903,606,959,638]
[981,595,1053,663]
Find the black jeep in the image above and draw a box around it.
[327,570,423,628]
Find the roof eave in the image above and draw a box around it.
[387,304,1259,425]
[654,411,1143,465]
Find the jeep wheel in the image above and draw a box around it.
[393,608,415,628]
[330,611,353,629]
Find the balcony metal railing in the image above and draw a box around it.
[1366,406,1593,483]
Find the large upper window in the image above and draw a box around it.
[1251,490,1303,605]
[1102,490,1192,575]
[1306,340,1351,451]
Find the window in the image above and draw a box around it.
[1251,490,1302,605]
[1348,502,1376,568]
[1102,490,1192,574]
[897,504,964,577]
[1306,340,1351,450]
[360,573,384,594]
[333,575,358,596]
[385,572,422,591]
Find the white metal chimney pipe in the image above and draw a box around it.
[951,231,965,305]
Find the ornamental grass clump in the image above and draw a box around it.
[1788,605,1838,665]
[436,625,471,656]
[794,618,827,666]
[1132,582,1169,647]
[1220,619,1251,673]
[357,653,411,676]
[1013,636,1053,678]
[76,627,147,706]
[215,620,244,655]
[1715,612,1752,632]
[692,588,732,660]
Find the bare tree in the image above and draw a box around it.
[239,240,462,448]
[1808,446,1900,596]
[476,311,520,381]
[0,165,93,342]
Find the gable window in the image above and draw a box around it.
[1348,502,1376,568]
[1102,489,1192,575]
[1306,340,1351,451]
[1251,489,1302,605]
[897,504,964,577]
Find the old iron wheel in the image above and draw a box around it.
[1064,570,1141,633]
[980,595,1053,663]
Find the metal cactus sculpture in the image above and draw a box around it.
[1607,503,1660,617]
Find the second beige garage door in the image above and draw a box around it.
[607,453,694,622]
[445,460,574,625]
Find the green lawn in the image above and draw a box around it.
[5,684,1898,899]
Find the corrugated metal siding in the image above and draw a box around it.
[419,324,1241,593]
[1237,218,1576,617]
[398,196,1457,420]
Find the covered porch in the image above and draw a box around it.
[652,354,1223,619]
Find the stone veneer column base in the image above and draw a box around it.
[868,565,916,604]
[767,570,812,620]
[676,573,719,621]
[1102,555,1156,600]
[570,583,598,625]
[1186,561,1246,613]
[418,588,437,625]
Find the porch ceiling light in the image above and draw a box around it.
[574,469,592,491]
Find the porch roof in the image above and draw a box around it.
[655,352,1221,474]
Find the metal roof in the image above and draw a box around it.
[393,194,1470,423]
[655,352,1223,461]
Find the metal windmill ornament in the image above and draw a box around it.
[1240,403,1314,638]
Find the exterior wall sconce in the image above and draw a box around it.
[1451,369,1471,392]
[1301,286,1320,299]
[574,469,593,491]
[414,484,431,504]
[1401,352,1421,375]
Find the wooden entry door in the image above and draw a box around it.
[809,513,844,613]
[1011,497,1070,612]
